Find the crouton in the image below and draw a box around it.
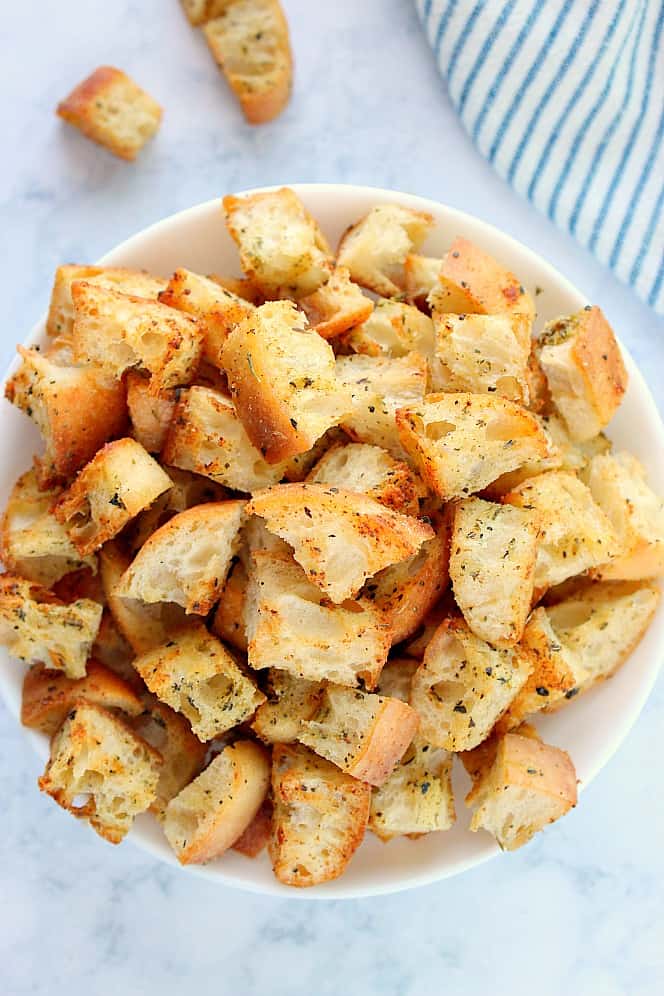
[116,501,245,614]
[158,268,255,366]
[535,306,628,441]
[21,660,143,736]
[164,740,270,863]
[245,551,391,688]
[269,743,370,887]
[299,683,418,787]
[5,345,128,486]
[299,267,373,340]
[449,498,540,646]
[427,237,535,323]
[126,373,176,453]
[370,737,454,841]
[431,312,531,403]
[396,393,549,500]
[464,731,577,850]
[204,1,292,125]
[404,254,442,309]
[223,189,330,295]
[503,470,620,590]
[161,385,289,491]
[53,438,173,556]
[248,482,433,603]
[47,265,167,338]
[232,798,273,857]
[307,442,425,516]
[251,669,324,743]
[410,618,532,751]
[132,622,265,741]
[220,301,351,463]
[344,299,435,359]
[583,452,664,580]
[56,66,162,161]
[337,204,434,297]
[211,558,248,651]
[0,574,102,678]
[38,702,161,843]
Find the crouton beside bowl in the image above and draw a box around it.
[1,185,663,898]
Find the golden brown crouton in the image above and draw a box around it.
[251,669,324,743]
[211,558,249,652]
[431,312,531,403]
[269,743,371,887]
[125,373,176,453]
[307,442,425,516]
[38,702,161,843]
[404,254,442,309]
[299,267,373,340]
[46,265,167,338]
[344,299,435,359]
[337,204,434,297]
[56,66,162,160]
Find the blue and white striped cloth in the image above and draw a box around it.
[415,0,664,314]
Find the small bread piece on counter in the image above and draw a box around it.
[269,743,371,887]
[307,442,425,516]
[248,482,433,603]
[53,438,173,557]
[411,617,532,751]
[161,385,289,491]
[38,702,161,843]
[463,731,577,851]
[251,669,323,743]
[56,66,162,161]
[126,373,177,453]
[116,501,245,614]
[535,306,627,442]
[5,345,128,487]
[396,393,549,500]
[220,301,351,464]
[404,254,442,309]
[344,299,435,360]
[299,683,418,787]
[211,559,249,652]
[164,740,270,863]
[47,265,167,338]
[72,282,203,393]
[427,237,535,323]
[449,498,540,647]
[245,551,391,688]
[0,574,102,679]
[337,204,434,298]
[431,312,531,403]
[299,267,373,340]
[223,188,330,296]
[21,660,143,736]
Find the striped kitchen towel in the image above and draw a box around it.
[415,0,664,314]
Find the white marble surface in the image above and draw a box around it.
[2,1,663,993]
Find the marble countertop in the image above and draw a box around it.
[3,1,663,993]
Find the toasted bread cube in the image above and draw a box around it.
[269,743,370,887]
[53,439,173,556]
[223,188,330,295]
[251,669,323,744]
[72,282,202,393]
[161,386,288,491]
[583,452,664,580]
[536,306,627,441]
[411,618,532,751]
[220,301,351,464]
[21,660,143,736]
[336,352,428,459]
[504,471,620,590]
[47,265,167,338]
[5,345,128,486]
[404,254,442,309]
[211,559,248,651]
[396,393,549,500]
[1,469,95,586]
[132,622,265,740]
[56,66,162,161]
[38,702,161,842]
[427,237,535,322]
[126,373,176,453]
[246,551,391,688]
[337,204,434,297]
[450,498,540,646]
[248,482,433,603]
[116,501,245,614]
[158,268,255,366]
[307,442,425,516]
[0,575,102,678]
[344,299,435,359]
[369,736,454,841]
[132,695,207,819]
[431,312,531,403]
[299,267,373,340]
[464,731,577,850]
[299,684,418,787]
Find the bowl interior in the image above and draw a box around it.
[1,184,662,898]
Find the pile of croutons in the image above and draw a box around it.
[1,188,662,888]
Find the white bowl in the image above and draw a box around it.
[1,184,663,899]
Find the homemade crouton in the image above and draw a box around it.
[56,66,162,161]
[126,373,176,453]
[251,669,324,743]
[370,737,455,841]
[307,442,425,516]
[344,299,435,359]
[404,254,442,309]
[38,702,161,843]
[211,559,249,651]
[269,743,371,887]
[299,267,373,340]
[47,265,167,338]
[431,312,531,403]
[337,204,434,297]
